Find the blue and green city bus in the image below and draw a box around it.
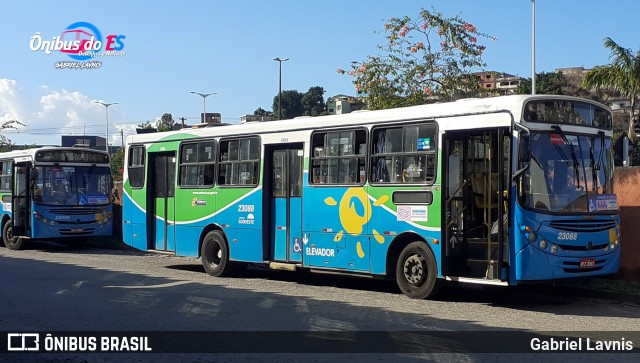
[122,95,620,299]
[0,147,113,250]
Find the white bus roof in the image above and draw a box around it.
[126,95,610,145]
[0,146,109,161]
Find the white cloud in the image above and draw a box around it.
[0,79,37,127]
[0,78,129,146]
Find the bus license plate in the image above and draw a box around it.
[579,258,595,269]
[71,228,84,233]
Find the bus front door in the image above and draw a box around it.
[148,152,176,252]
[268,145,303,263]
[11,162,31,238]
[442,129,509,280]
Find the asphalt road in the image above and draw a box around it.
[0,241,639,362]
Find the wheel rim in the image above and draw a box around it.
[4,225,18,247]
[206,241,222,267]
[403,253,426,286]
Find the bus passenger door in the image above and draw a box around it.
[267,145,303,263]
[11,162,31,237]
[442,129,509,280]
[148,152,176,252]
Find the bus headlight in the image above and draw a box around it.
[50,220,56,226]
[538,240,547,250]
[43,218,48,224]
[521,225,537,242]
[34,212,41,220]
[550,244,558,254]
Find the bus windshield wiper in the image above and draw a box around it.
[596,130,605,171]
[587,136,600,194]
[551,125,582,191]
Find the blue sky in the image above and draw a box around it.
[1,0,639,146]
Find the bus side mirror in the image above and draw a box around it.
[518,134,530,163]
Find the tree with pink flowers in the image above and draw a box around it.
[338,8,493,110]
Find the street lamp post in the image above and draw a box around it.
[273,57,289,120]
[95,101,118,153]
[531,0,536,95]
[190,91,217,124]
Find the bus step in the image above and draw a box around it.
[444,276,508,286]
[465,259,499,279]
[147,249,175,255]
[466,240,499,260]
[269,262,299,272]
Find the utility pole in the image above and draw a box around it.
[531,0,536,95]
[178,117,187,129]
[190,92,217,124]
[273,57,289,120]
[95,101,118,153]
[120,129,124,148]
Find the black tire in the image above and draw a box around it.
[201,231,235,277]
[3,220,25,250]
[396,241,441,299]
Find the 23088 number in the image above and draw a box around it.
[238,204,255,212]
[557,232,578,240]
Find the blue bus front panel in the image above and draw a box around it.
[514,205,620,281]
[31,205,112,239]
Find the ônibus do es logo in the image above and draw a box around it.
[29,22,126,69]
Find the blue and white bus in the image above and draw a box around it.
[0,147,113,250]
[122,95,620,299]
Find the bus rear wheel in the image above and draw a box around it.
[201,231,235,277]
[3,221,25,250]
[396,241,441,299]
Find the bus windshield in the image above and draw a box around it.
[520,130,615,213]
[33,165,111,206]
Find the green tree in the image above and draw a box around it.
[516,71,567,95]
[0,120,24,152]
[156,113,175,132]
[273,90,304,119]
[254,107,269,116]
[302,86,327,116]
[583,37,640,139]
[339,7,492,109]
[110,148,124,182]
[137,121,155,129]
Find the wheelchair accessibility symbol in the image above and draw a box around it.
[293,238,302,253]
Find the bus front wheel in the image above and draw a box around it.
[3,221,25,250]
[396,241,441,299]
[201,231,235,277]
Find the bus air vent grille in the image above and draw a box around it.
[48,208,103,215]
[549,220,616,233]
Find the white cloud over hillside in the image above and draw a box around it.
[0,78,134,146]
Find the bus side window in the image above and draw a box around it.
[371,124,436,184]
[310,129,366,185]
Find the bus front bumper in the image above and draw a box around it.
[515,244,620,281]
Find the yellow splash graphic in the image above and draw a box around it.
[324,197,337,206]
[356,241,365,258]
[373,195,389,206]
[324,188,390,259]
[338,188,372,235]
[373,229,385,244]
